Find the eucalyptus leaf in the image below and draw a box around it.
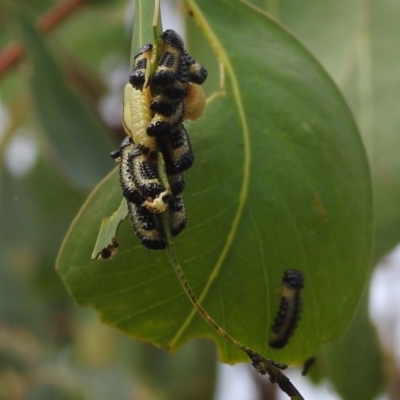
[57,0,372,365]
[13,4,113,190]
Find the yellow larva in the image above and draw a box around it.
[122,84,157,157]
[184,82,206,121]
[269,270,304,349]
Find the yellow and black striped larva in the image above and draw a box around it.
[129,44,153,89]
[118,139,166,250]
[161,124,194,173]
[269,269,304,349]
[123,84,157,157]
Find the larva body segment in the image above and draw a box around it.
[162,125,194,173]
[146,101,184,138]
[152,30,184,88]
[122,84,157,156]
[162,53,189,100]
[269,269,304,349]
[129,145,166,199]
[184,82,206,121]
[127,202,166,250]
[129,44,153,89]
[167,172,185,196]
[169,195,186,237]
[150,54,189,116]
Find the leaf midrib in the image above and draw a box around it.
[169,0,251,347]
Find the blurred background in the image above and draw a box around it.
[1,0,400,399]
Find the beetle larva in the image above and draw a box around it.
[129,44,153,90]
[269,269,304,349]
[118,141,165,249]
[122,84,157,157]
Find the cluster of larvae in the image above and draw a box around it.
[111,30,207,250]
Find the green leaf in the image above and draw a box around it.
[131,0,159,62]
[57,0,372,365]
[13,3,113,190]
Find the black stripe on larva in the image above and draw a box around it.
[146,101,184,138]
[152,51,181,88]
[162,124,194,173]
[269,269,304,349]
[129,44,153,89]
[150,98,177,116]
[169,195,186,237]
[129,145,165,199]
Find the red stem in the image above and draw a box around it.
[0,0,85,78]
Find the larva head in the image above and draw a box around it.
[109,149,121,159]
[134,44,153,58]
[282,270,304,289]
[161,30,184,49]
